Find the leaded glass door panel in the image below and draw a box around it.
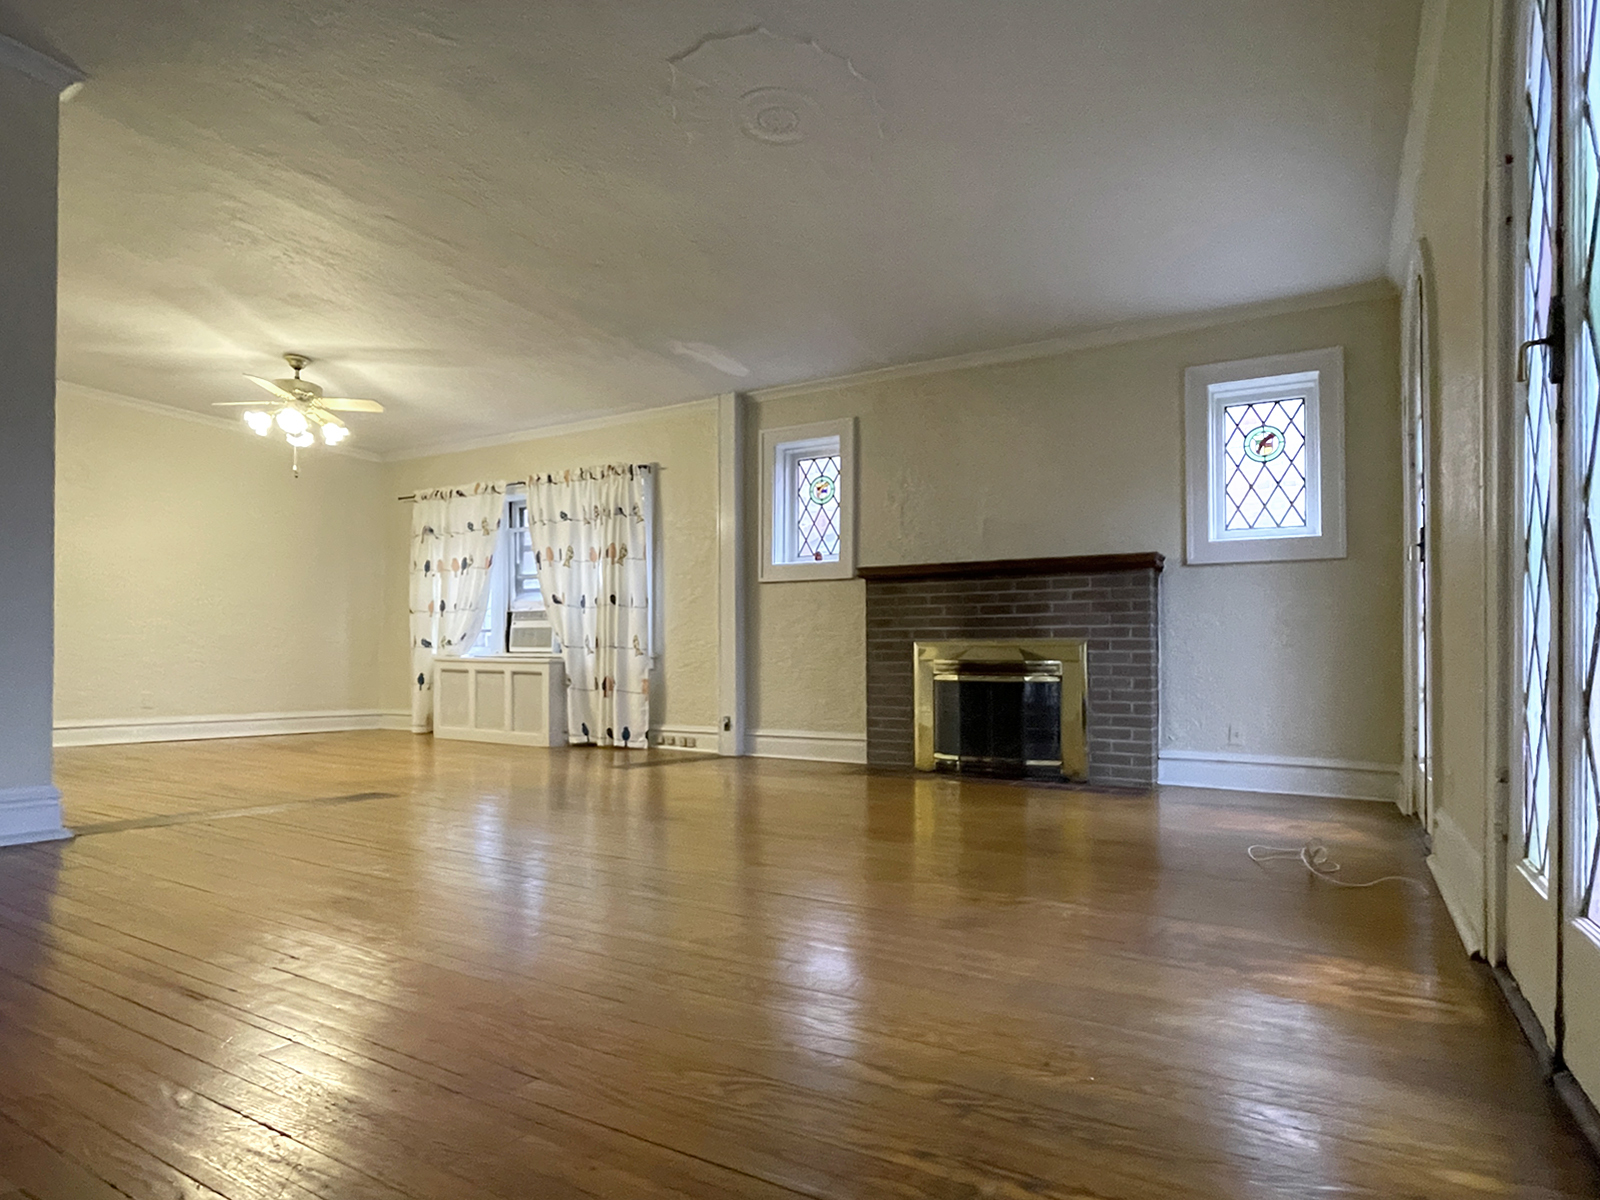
[1510,0,1600,1102]
[1510,0,1562,1042]
[1560,0,1600,1100]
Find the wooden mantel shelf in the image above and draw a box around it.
[857,552,1165,581]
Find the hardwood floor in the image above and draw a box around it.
[0,731,1594,1198]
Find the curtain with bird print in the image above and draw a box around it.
[528,464,653,749]
[408,482,506,730]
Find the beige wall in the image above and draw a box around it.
[750,292,1405,767]
[379,402,721,733]
[60,289,1405,779]
[54,385,388,723]
[1388,0,1497,952]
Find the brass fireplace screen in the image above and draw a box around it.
[913,639,1088,781]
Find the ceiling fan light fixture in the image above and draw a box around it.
[275,407,309,436]
[221,355,385,474]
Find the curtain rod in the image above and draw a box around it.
[396,464,651,501]
[395,481,529,502]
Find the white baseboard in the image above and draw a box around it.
[1157,750,1401,803]
[749,729,868,765]
[1427,810,1486,955]
[54,710,411,748]
[652,725,720,753]
[0,785,72,847]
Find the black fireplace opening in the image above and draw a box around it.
[932,659,1063,778]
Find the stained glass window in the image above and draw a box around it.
[1221,397,1309,532]
[794,454,842,562]
[763,421,853,580]
[1184,350,1342,564]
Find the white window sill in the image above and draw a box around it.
[760,560,854,583]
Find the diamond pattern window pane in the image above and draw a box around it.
[794,454,841,562]
[1221,398,1308,531]
[1522,0,1557,878]
[1580,0,1600,919]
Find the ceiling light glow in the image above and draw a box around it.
[275,407,309,436]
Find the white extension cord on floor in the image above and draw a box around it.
[1247,841,1426,889]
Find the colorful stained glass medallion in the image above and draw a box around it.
[1222,397,1308,532]
[795,454,842,562]
[1243,425,1286,463]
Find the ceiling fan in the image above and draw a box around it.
[214,353,384,470]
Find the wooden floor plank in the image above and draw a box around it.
[0,731,1588,1198]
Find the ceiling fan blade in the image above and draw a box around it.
[211,401,266,406]
[319,397,384,412]
[245,374,296,401]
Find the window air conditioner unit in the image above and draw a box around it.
[508,611,554,653]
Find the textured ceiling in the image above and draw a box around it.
[8,0,1422,455]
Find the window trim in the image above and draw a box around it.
[1184,346,1346,565]
[759,417,856,582]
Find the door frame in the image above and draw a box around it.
[1489,0,1520,971]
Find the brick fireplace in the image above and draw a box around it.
[863,553,1162,789]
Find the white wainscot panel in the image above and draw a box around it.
[433,656,566,748]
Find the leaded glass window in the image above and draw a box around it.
[1222,397,1309,532]
[794,453,842,562]
[761,419,856,582]
[1573,0,1600,917]
[1183,349,1344,564]
[1521,0,1558,878]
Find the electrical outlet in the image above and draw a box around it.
[1226,723,1245,748]
[139,691,155,711]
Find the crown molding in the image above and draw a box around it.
[382,395,719,463]
[747,279,1397,402]
[57,381,382,462]
[0,34,84,96]
[62,281,1397,467]
[382,280,1397,458]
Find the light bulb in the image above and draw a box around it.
[321,423,349,446]
[275,407,309,436]
[286,431,315,448]
[242,410,273,436]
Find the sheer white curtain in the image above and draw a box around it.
[528,464,653,748]
[407,482,506,730]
